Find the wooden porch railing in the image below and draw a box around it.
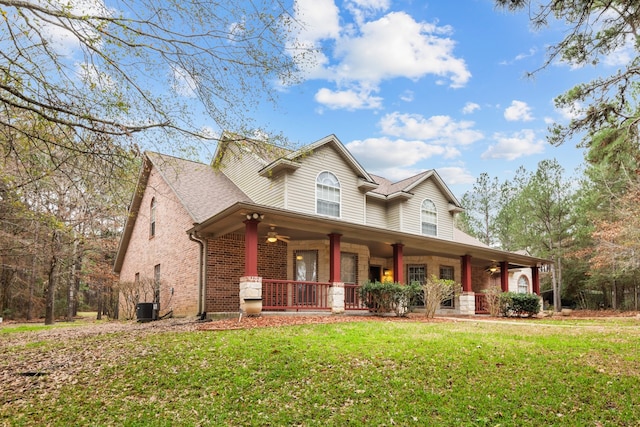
[475,294,489,314]
[262,280,332,311]
[344,283,368,310]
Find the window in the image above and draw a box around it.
[440,266,455,308]
[150,197,157,237]
[316,172,340,217]
[408,265,427,306]
[518,275,529,294]
[421,199,437,236]
[153,264,161,303]
[341,253,358,304]
[294,251,317,304]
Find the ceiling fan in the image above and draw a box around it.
[266,226,290,243]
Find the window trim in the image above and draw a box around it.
[150,197,157,238]
[517,275,529,294]
[315,171,341,218]
[439,265,455,308]
[420,199,437,237]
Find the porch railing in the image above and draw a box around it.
[475,294,489,314]
[344,283,368,310]
[262,280,331,311]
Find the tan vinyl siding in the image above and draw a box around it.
[402,179,454,239]
[219,145,284,208]
[366,199,387,229]
[386,202,402,231]
[286,145,365,223]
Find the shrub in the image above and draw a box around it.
[422,275,461,318]
[499,292,541,317]
[481,284,502,317]
[359,281,421,317]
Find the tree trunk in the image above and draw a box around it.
[67,235,79,321]
[45,231,60,325]
[551,262,560,312]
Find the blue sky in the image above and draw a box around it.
[247,0,621,198]
[24,0,625,199]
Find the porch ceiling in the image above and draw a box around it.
[190,202,549,268]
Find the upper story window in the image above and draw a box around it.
[316,171,340,217]
[421,199,437,236]
[150,197,157,237]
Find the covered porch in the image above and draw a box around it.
[189,203,546,316]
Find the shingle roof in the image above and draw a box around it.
[147,152,252,223]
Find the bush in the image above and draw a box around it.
[422,275,461,318]
[481,284,502,317]
[359,281,421,317]
[499,292,541,317]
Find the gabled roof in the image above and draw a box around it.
[214,133,379,188]
[368,170,463,209]
[114,152,251,272]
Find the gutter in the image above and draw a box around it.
[189,230,206,316]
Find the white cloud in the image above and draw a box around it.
[504,100,534,122]
[500,47,537,65]
[315,87,383,110]
[170,65,198,98]
[462,102,480,114]
[345,0,390,26]
[379,112,483,145]
[346,137,460,174]
[333,12,470,87]
[436,166,475,185]
[556,100,583,121]
[294,0,341,41]
[481,129,545,160]
[291,2,471,110]
[399,90,414,102]
[31,0,111,57]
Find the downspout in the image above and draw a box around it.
[189,231,206,317]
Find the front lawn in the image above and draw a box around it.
[1,317,639,426]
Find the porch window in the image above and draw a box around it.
[150,197,157,237]
[408,265,426,306]
[518,275,529,293]
[294,250,317,304]
[440,265,454,308]
[421,199,437,236]
[341,253,357,304]
[316,171,340,217]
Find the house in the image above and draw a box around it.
[113,134,547,319]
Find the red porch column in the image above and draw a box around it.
[392,243,404,284]
[500,261,509,292]
[243,218,260,277]
[532,266,540,295]
[328,233,342,283]
[461,255,472,292]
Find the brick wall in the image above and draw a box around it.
[205,233,287,312]
[118,166,199,318]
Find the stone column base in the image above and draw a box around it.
[329,282,345,314]
[458,292,476,316]
[239,276,262,314]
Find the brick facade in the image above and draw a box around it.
[205,232,287,313]
[118,167,200,318]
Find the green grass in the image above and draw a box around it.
[2,319,640,426]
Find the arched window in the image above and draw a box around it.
[421,199,437,236]
[316,172,340,217]
[150,197,157,237]
[518,275,529,294]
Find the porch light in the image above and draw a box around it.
[267,236,278,243]
[246,212,264,220]
[489,264,499,273]
[383,269,391,277]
